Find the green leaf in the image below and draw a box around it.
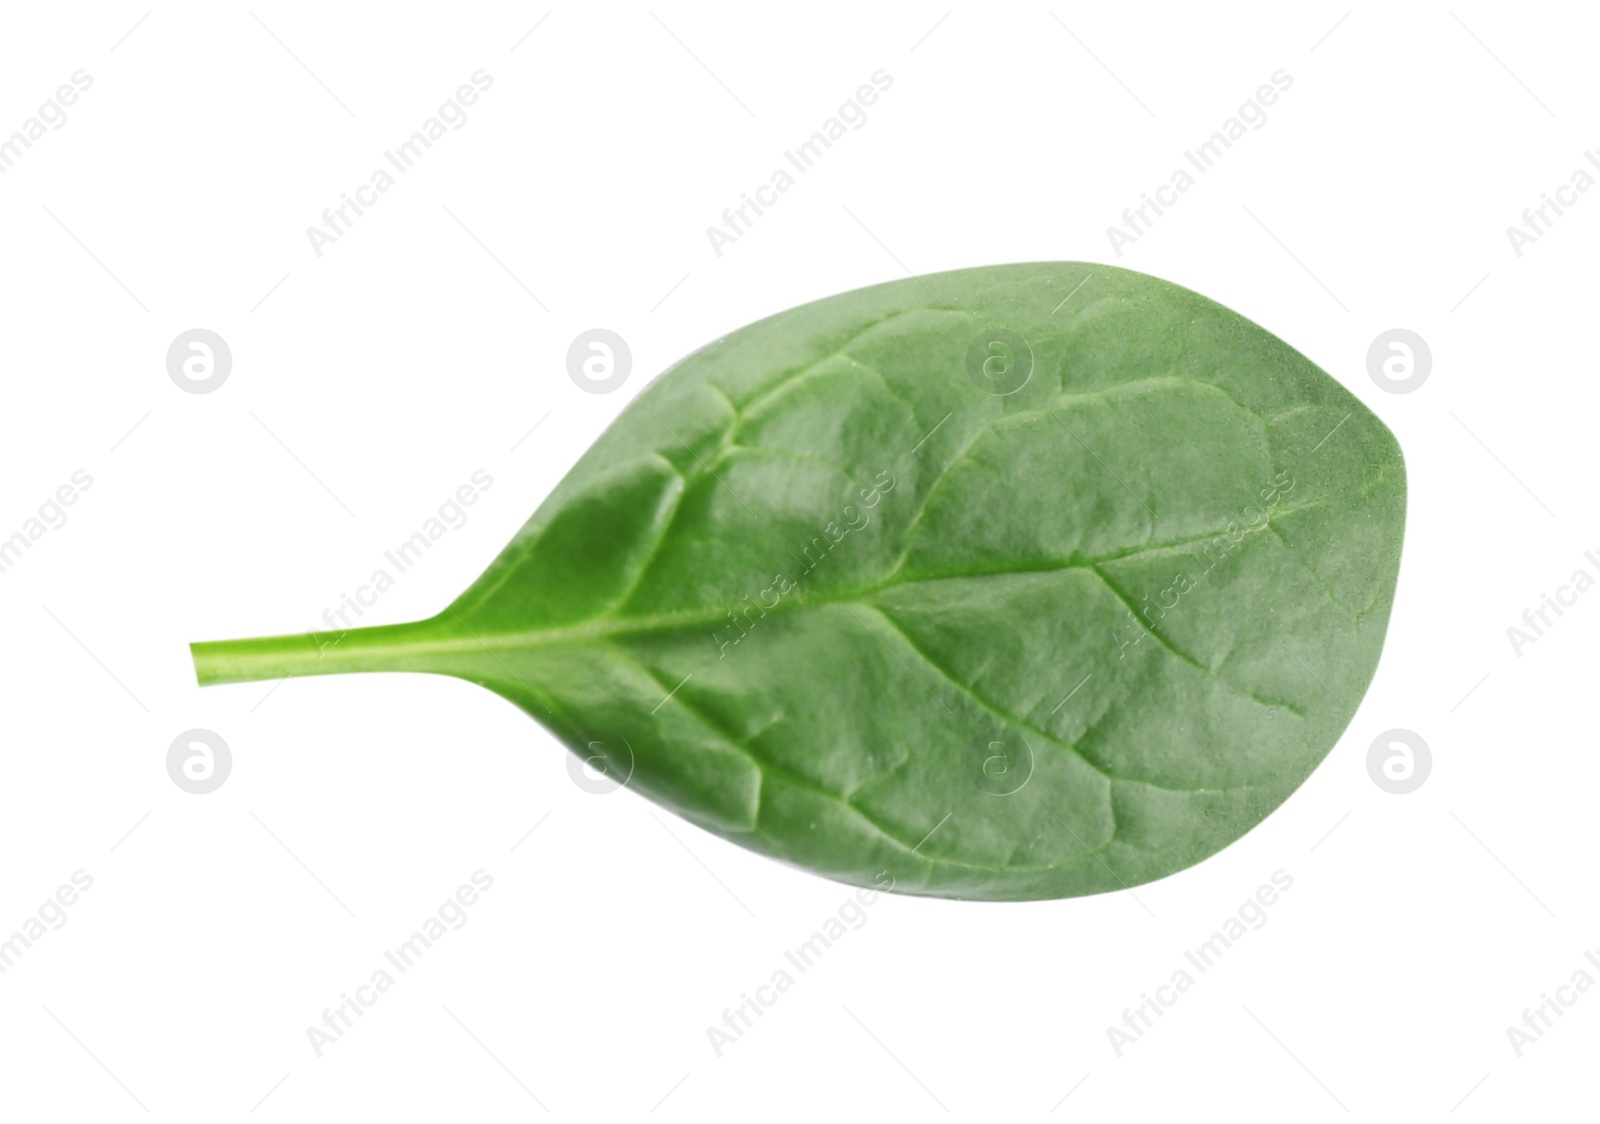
[191,263,1405,901]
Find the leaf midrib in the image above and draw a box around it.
[424,499,1328,659]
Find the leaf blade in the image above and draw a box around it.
[192,262,1405,901]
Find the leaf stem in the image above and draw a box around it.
[190,621,438,686]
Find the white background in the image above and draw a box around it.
[0,2,1593,1120]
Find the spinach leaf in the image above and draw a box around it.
[192,263,1405,901]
